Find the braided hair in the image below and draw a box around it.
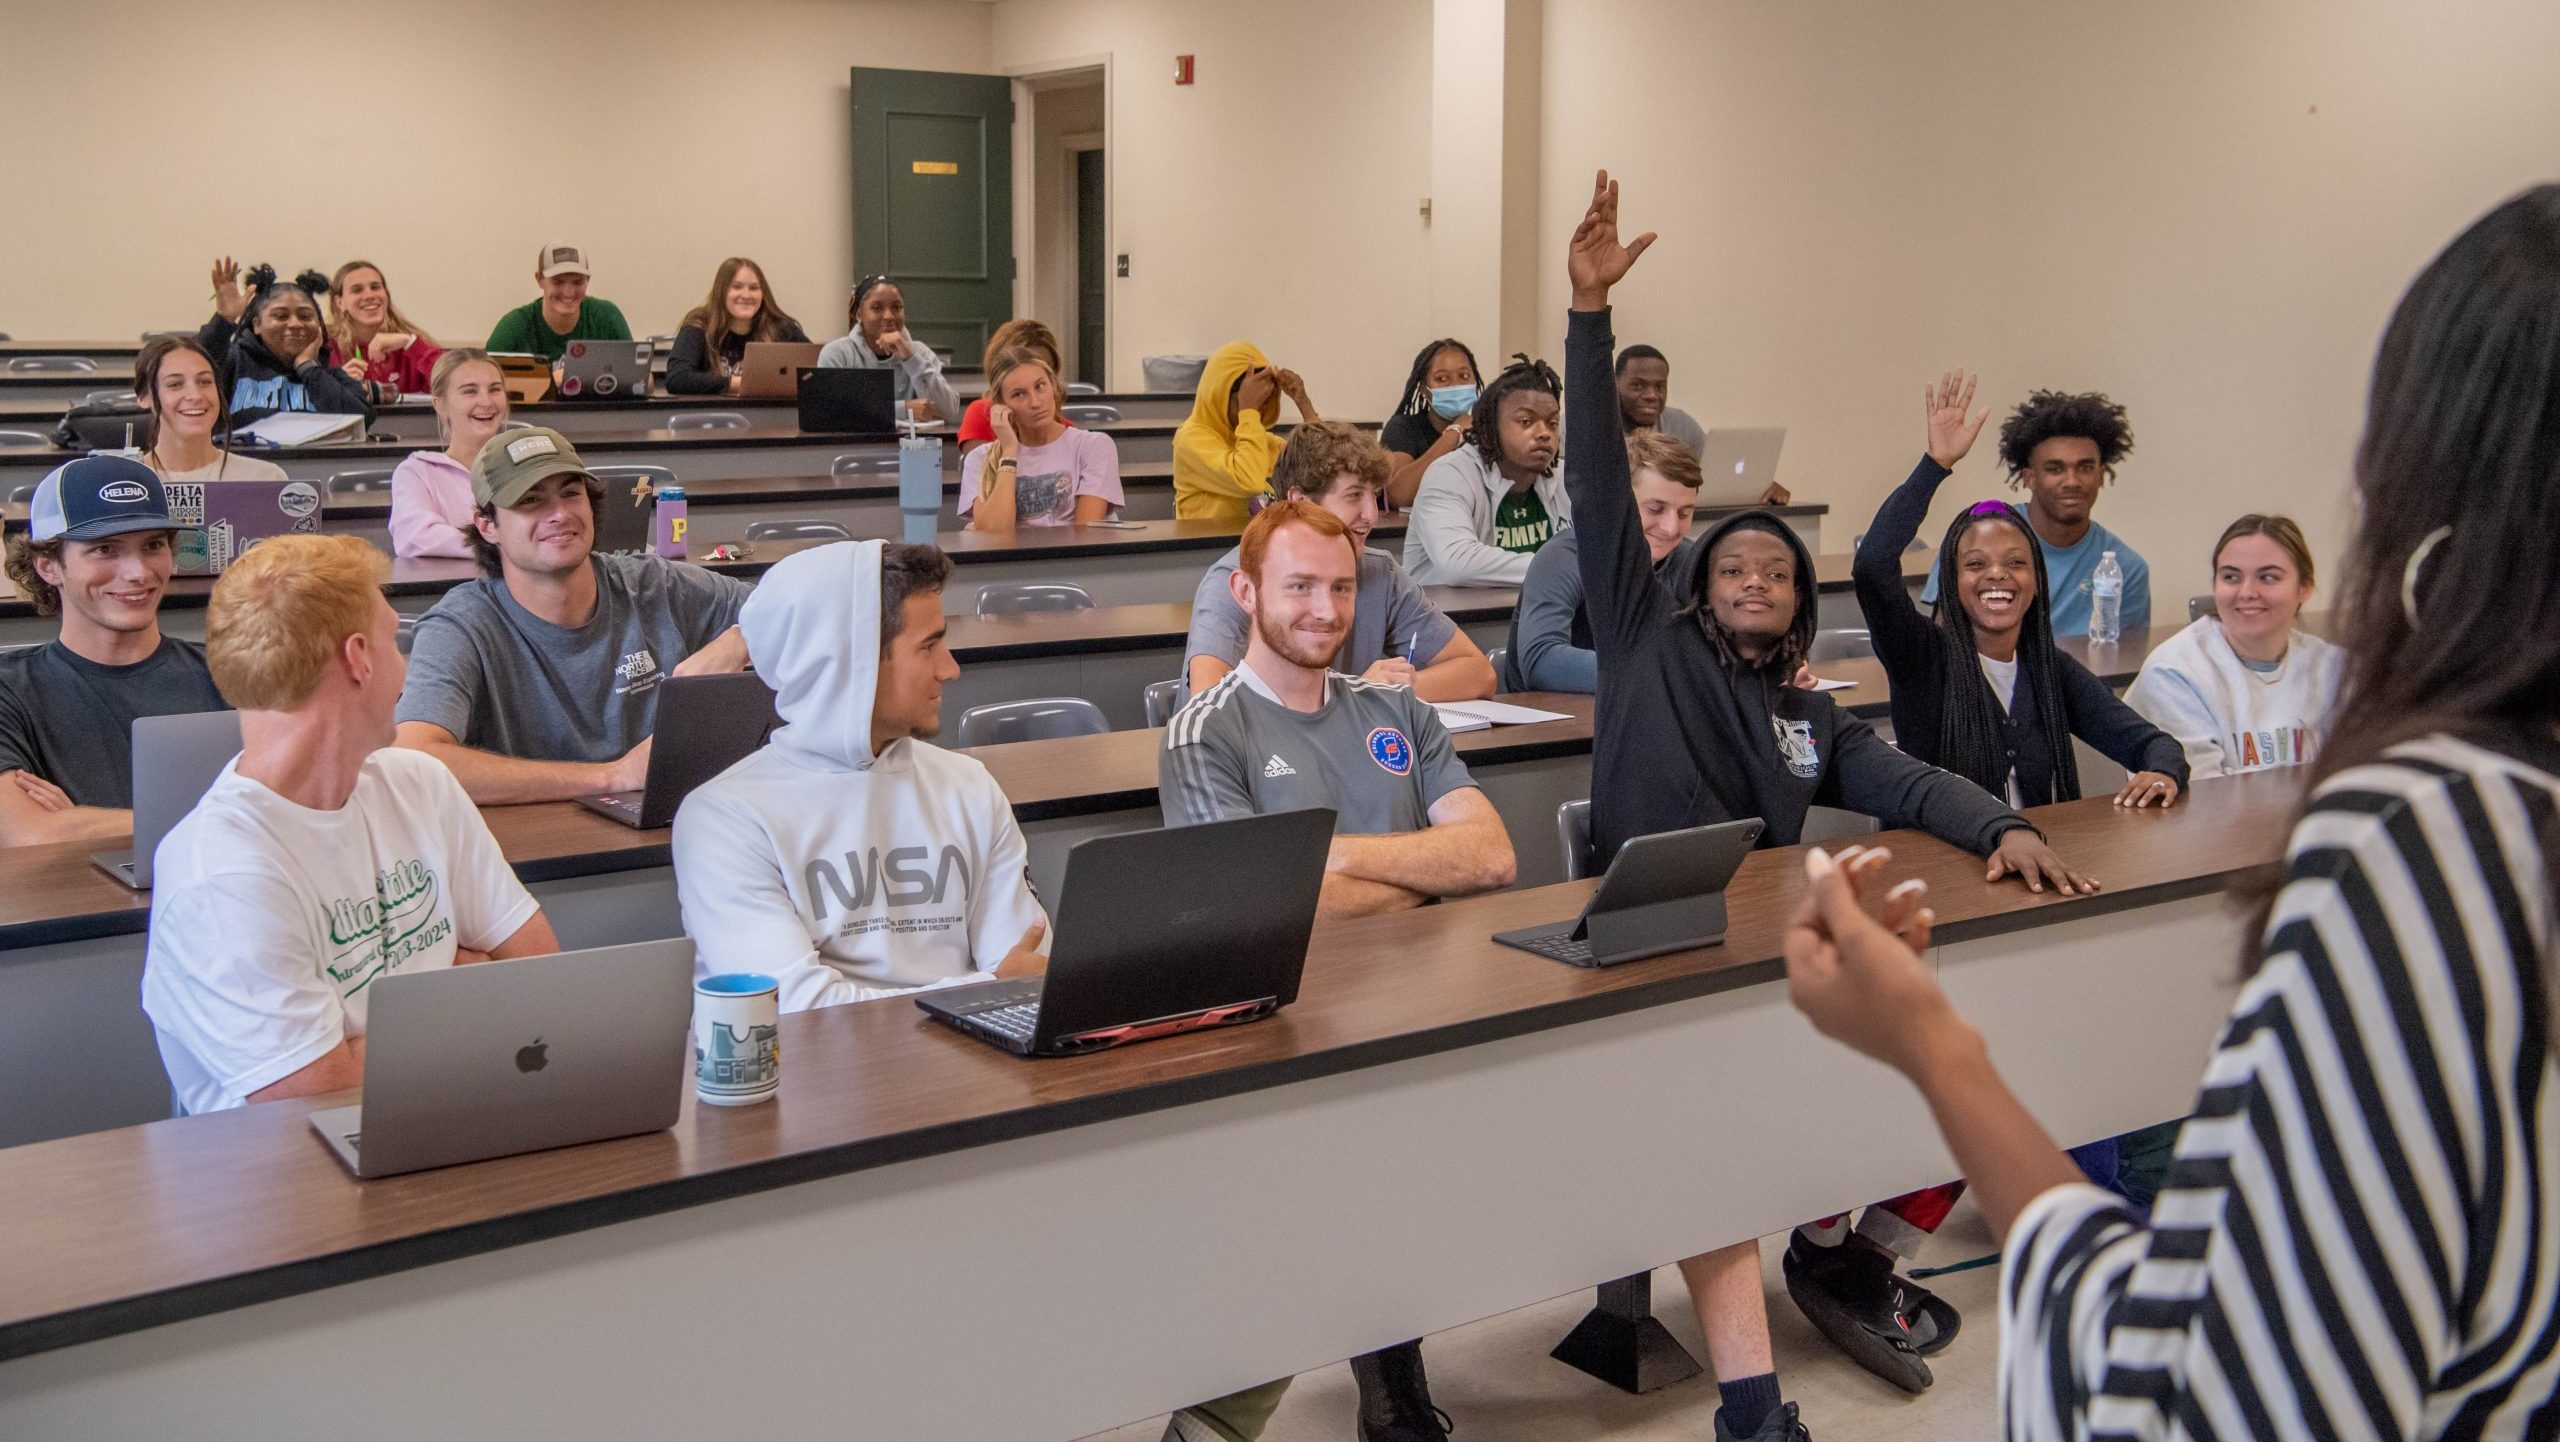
[1929,499,2079,801]
[1469,353,1560,471]
[1391,337,1481,419]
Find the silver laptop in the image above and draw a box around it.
[93,709,242,890]
[1692,427,1787,508]
[557,338,652,400]
[309,938,695,1180]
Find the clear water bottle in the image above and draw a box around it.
[2089,549,2123,646]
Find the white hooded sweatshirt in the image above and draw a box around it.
[671,540,1047,1012]
[2123,617,2344,780]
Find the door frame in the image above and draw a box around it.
[1005,55,1112,389]
[1059,129,1104,386]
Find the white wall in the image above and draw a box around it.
[993,0,1435,407]
[0,0,992,345]
[1532,0,2560,589]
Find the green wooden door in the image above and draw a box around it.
[851,68,1014,373]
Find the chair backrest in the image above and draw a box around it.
[2187,594,2215,623]
[590,464,678,494]
[1485,646,1512,692]
[1801,807,1881,845]
[1143,677,1191,728]
[395,615,420,656]
[956,697,1109,748]
[140,330,191,341]
[8,483,37,505]
[832,451,899,476]
[975,581,1096,616]
[0,431,51,449]
[327,468,396,495]
[1059,403,1122,425]
[6,355,96,373]
[1556,798,1594,881]
[744,519,853,542]
[668,411,749,431]
[1808,628,1874,663]
[83,389,130,407]
[1064,381,1102,397]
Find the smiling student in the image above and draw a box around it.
[664,257,809,395]
[815,275,962,423]
[327,260,442,401]
[388,349,510,560]
[1919,388,2149,636]
[199,260,375,431]
[486,243,632,362]
[132,336,286,482]
[2125,515,2343,777]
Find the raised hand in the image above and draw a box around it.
[1924,368,1989,469]
[211,257,246,321]
[1567,169,1657,308]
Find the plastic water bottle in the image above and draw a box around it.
[653,485,688,558]
[2089,550,2123,646]
[897,418,942,545]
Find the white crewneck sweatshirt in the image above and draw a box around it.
[2124,617,2344,779]
[671,541,1047,1013]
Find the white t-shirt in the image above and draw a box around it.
[142,747,541,1114]
[147,451,290,482]
[1978,652,2024,807]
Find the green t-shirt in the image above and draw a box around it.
[485,298,633,361]
[1493,486,1554,554]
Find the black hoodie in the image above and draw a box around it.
[1563,306,2031,867]
[196,312,375,433]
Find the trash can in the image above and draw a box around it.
[1141,353,1209,395]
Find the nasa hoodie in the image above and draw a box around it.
[671,541,1048,1012]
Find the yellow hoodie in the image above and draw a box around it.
[1172,340,1286,523]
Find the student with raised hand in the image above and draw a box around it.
[131,336,286,481]
[1172,340,1314,522]
[142,534,557,1115]
[1507,427,1701,693]
[389,349,510,560]
[2125,514,2343,778]
[392,427,751,805]
[1784,184,2560,1442]
[815,274,963,423]
[956,319,1067,455]
[1158,499,1515,1442]
[200,259,375,430]
[1185,420,1496,702]
[326,260,442,402]
[1377,337,1481,510]
[673,541,1047,1012]
[664,257,810,396]
[485,243,632,362]
[1402,353,1569,586]
[958,347,1123,534]
[0,457,229,848]
[1857,369,2189,810]
[1918,388,2149,636]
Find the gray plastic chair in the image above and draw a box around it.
[668,411,749,431]
[1808,628,1874,663]
[0,641,44,657]
[140,330,191,341]
[6,356,96,373]
[956,697,1109,749]
[1060,403,1121,425]
[975,581,1096,616]
[1485,646,1512,692]
[0,431,51,449]
[1065,381,1102,397]
[396,616,420,656]
[744,519,853,542]
[327,468,396,494]
[591,464,678,497]
[84,389,131,407]
[1557,798,1595,881]
[2188,594,2216,623]
[832,451,900,476]
[8,483,36,505]
[1851,531,1932,555]
[1143,678,1190,727]
[1802,808,1882,845]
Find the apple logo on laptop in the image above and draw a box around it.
[516,1038,549,1074]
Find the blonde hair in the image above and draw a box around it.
[428,347,508,445]
[1625,429,1705,490]
[327,260,436,354]
[206,534,389,711]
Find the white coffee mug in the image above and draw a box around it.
[693,973,781,1107]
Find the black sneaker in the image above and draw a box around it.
[1351,1340,1453,1441]
[1782,1237,1960,1393]
[1715,1400,1812,1442]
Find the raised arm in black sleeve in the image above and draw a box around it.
[1562,306,1666,655]
[1820,714,2034,856]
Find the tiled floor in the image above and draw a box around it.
[1082,1201,2005,1442]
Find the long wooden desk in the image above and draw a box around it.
[0,771,2299,1441]
[0,391,1197,436]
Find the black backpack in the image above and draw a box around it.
[51,395,151,453]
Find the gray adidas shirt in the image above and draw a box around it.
[396,552,750,763]
[1159,662,1477,835]
[1183,545,1460,680]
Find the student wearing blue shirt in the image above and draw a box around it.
[1920,389,2148,636]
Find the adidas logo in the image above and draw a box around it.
[1262,754,1297,778]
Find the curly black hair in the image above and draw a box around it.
[1996,389,2134,477]
[1469,352,1560,472]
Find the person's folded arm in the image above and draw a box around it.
[393,721,633,806]
[1322,786,1516,897]
[901,344,966,425]
[0,772,131,848]
[672,624,751,677]
[1513,534,1598,693]
[1411,630,1497,701]
[1316,872,1429,919]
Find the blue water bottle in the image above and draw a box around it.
[897,422,942,545]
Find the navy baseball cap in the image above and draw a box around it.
[29,456,177,544]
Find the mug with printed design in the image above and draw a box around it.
[693,972,781,1106]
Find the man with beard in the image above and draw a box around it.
[394,427,751,803]
[1401,354,1569,586]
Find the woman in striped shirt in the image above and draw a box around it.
[1782,183,2560,1439]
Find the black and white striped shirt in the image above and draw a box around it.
[2002,733,2560,1440]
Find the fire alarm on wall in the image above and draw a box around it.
[1174,54,1195,85]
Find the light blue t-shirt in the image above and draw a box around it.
[1922,505,2150,638]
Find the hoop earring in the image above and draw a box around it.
[2401,525,2452,627]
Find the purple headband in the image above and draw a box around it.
[1965,499,2014,518]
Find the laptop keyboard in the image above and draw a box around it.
[971,1001,1041,1043]
[1511,932,1596,965]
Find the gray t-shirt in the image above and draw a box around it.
[0,637,229,807]
[1159,665,1477,835]
[1653,406,1709,457]
[1184,546,1460,679]
[395,552,750,763]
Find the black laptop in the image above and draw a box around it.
[1494,818,1766,967]
[574,672,782,829]
[917,807,1337,1056]
[796,366,895,434]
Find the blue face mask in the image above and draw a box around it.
[1428,384,1477,420]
